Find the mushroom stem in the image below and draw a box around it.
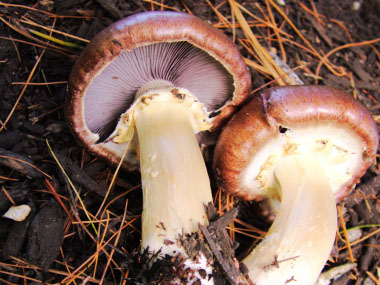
[244,155,337,285]
[134,99,213,256]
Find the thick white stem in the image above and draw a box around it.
[134,100,213,256]
[244,155,337,285]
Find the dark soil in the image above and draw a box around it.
[0,0,379,284]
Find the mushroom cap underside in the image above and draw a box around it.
[213,85,379,202]
[67,11,251,170]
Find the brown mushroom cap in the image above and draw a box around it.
[67,11,251,170]
[213,85,379,202]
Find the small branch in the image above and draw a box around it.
[201,203,251,284]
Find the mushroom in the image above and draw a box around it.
[213,86,378,284]
[66,11,251,280]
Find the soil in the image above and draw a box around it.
[0,0,379,284]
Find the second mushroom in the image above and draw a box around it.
[213,85,378,285]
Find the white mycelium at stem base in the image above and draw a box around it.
[112,86,213,256]
[244,154,337,285]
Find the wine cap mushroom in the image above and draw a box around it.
[213,85,378,285]
[67,11,251,283]
[67,11,251,169]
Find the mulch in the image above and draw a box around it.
[0,0,379,284]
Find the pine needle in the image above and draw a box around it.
[95,126,135,218]
[229,0,289,85]
[28,29,83,49]
[46,139,98,235]
[337,205,356,262]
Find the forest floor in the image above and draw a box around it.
[0,0,380,284]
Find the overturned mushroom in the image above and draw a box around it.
[213,86,378,284]
[67,11,250,282]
